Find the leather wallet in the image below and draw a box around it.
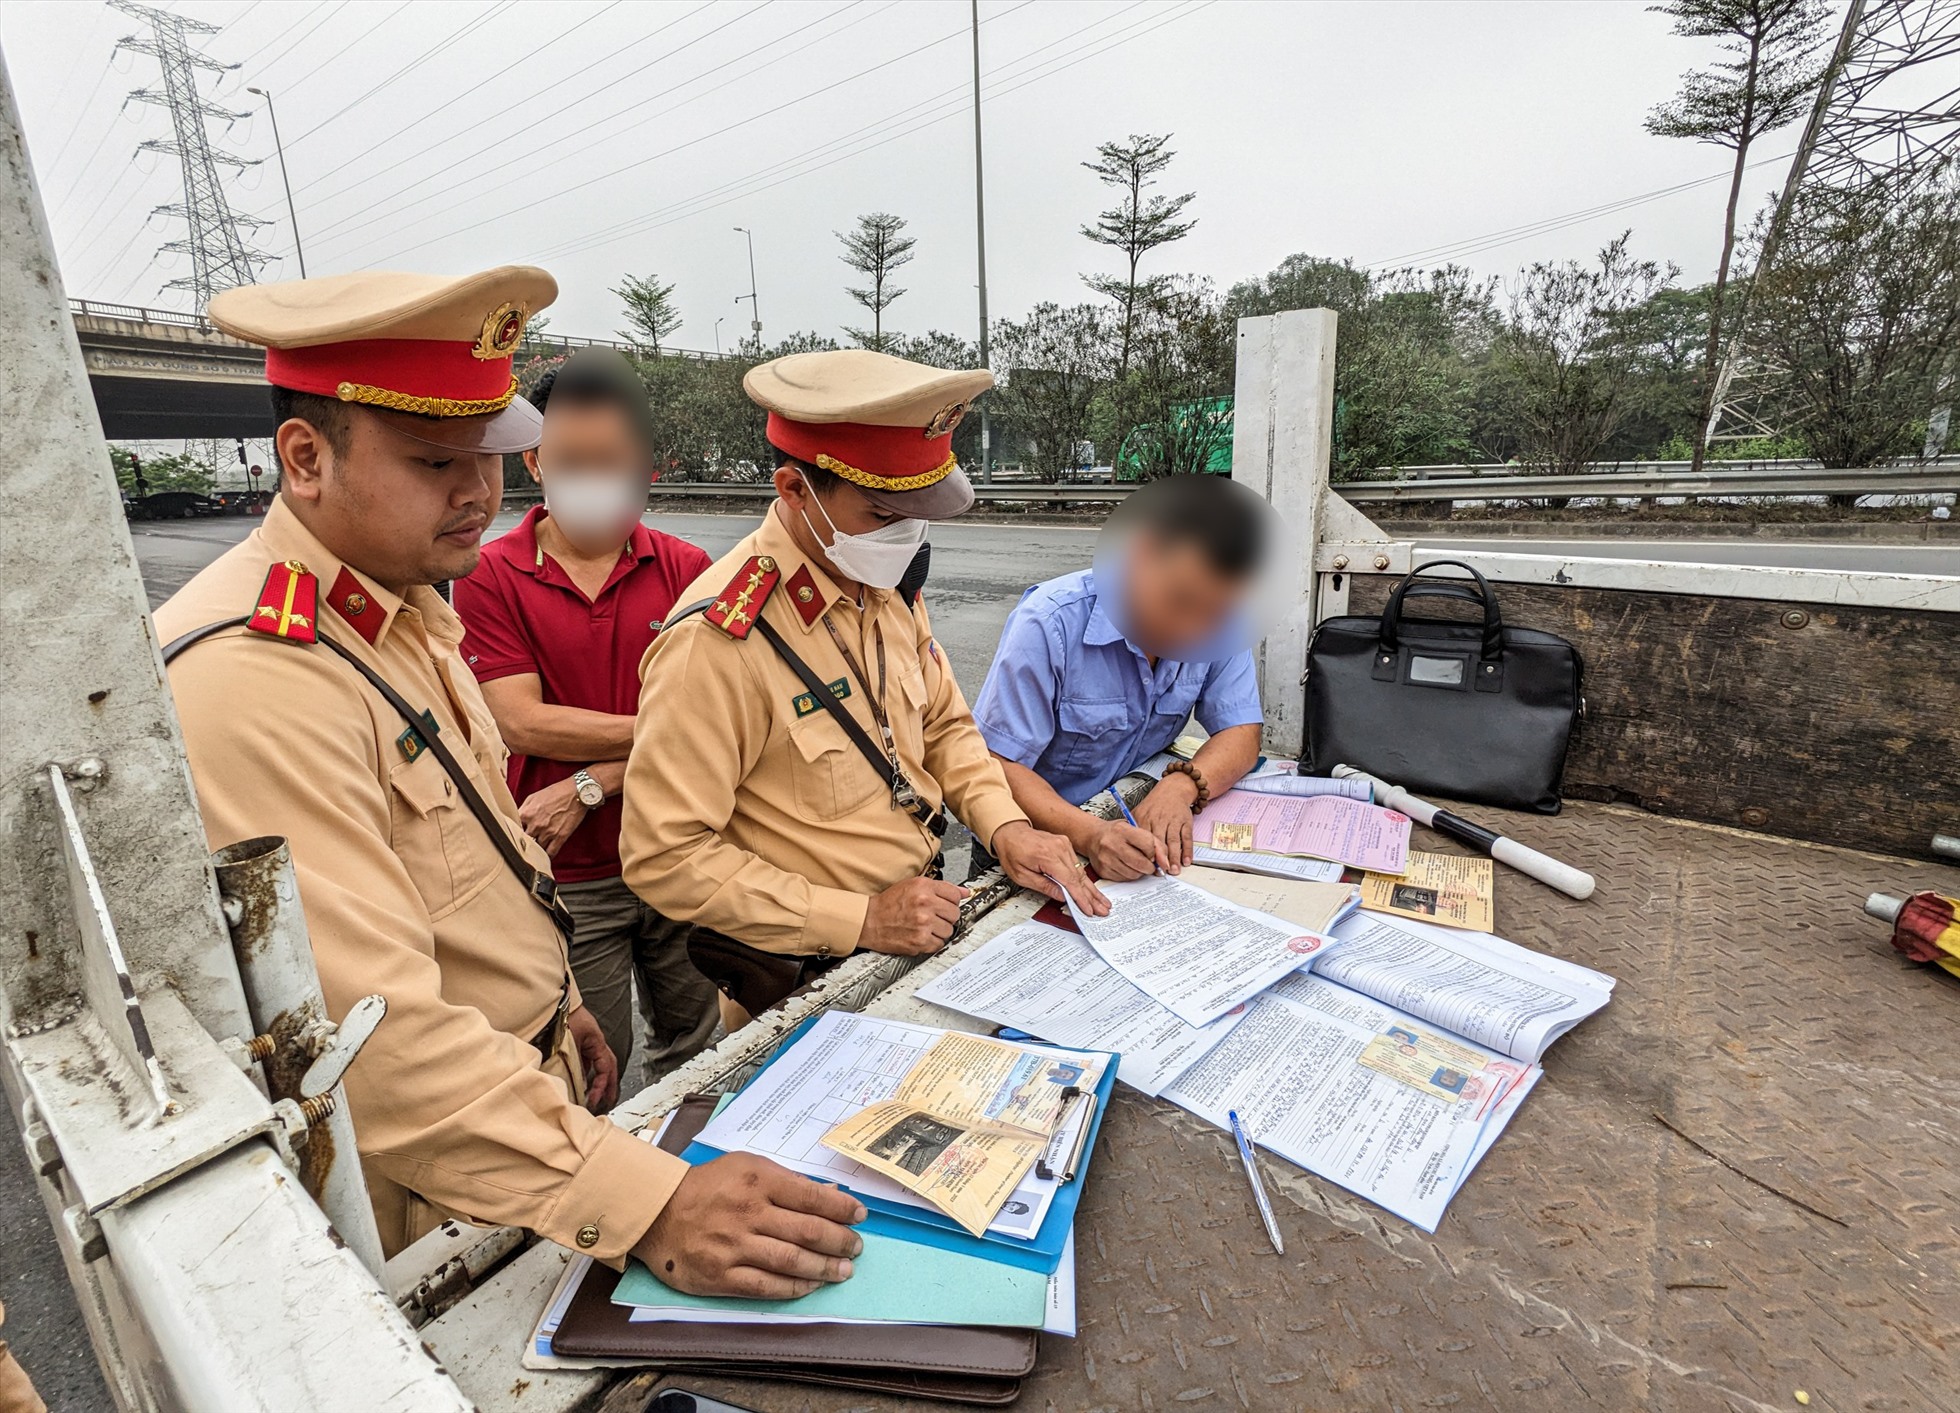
[548,1095,1038,1406]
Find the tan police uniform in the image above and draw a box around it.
[0,1301,46,1413]
[619,351,1027,960]
[154,269,685,1261]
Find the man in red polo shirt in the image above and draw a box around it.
[454,349,719,1092]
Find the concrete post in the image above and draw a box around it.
[1230,309,1338,760]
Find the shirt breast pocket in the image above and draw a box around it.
[789,713,885,822]
[1056,696,1135,777]
[388,753,495,917]
[1154,674,1204,726]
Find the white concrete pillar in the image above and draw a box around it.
[1230,308,1337,760]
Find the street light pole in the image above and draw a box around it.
[714,316,725,356]
[733,226,761,352]
[970,0,992,484]
[246,86,305,278]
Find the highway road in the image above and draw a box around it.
[4,507,1952,1409]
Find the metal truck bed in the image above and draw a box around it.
[427,801,1960,1413]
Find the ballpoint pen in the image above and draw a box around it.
[1228,1109,1285,1255]
[1106,787,1164,874]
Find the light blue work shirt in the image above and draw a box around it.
[973,569,1264,806]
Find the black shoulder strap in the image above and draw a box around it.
[665,597,945,837]
[163,619,575,942]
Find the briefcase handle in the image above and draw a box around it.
[1380,559,1505,661]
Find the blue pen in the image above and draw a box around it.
[1107,787,1166,875]
[1228,1109,1286,1255]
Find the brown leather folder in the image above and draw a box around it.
[548,1095,1039,1406]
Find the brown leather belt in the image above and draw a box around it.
[530,979,573,1060]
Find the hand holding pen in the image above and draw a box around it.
[1088,787,1171,881]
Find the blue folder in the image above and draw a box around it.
[681,1013,1115,1276]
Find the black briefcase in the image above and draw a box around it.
[1304,560,1582,814]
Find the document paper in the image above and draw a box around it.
[821,1030,1103,1235]
[1163,975,1534,1231]
[1066,873,1333,1027]
[1193,789,1412,872]
[697,1011,1093,1239]
[1312,913,1615,1063]
[1360,851,1495,933]
[914,920,1249,1096]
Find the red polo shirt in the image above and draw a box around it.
[453,506,712,883]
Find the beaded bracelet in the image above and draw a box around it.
[1163,759,1211,811]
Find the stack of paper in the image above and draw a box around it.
[917,878,1614,1233]
[1193,787,1413,873]
[593,1012,1109,1337]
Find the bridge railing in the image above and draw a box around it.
[70,298,212,329]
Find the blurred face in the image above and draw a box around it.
[1122,531,1248,658]
[522,400,653,554]
[276,407,502,591]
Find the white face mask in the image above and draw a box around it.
[542,468,645,550]
[802,486,928,589]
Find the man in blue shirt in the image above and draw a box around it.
[973,475,1272,879]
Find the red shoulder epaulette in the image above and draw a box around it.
[702,554,781,639]
[247,559,318,644]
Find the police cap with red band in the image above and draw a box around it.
[745,348,994,520]
[206,266,558,455]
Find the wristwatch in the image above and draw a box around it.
[571,769,605,808]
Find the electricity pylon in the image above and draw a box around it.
[111,0,269,311]
[1704,0,1960,445]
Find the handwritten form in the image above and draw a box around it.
[914,921,1249,1096]
[1193,790,1412,873]
[1065,874,1331,1027]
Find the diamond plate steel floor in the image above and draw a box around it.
[626,803,1960,1413]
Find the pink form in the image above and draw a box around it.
[1192,789,1412,873]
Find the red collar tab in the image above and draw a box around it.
[248,560,319,644]
[328,566,383,645]
[784,563,827,627]
[703,555,781,639]
[764,413,957,492]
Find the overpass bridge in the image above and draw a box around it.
[67,299,727,441]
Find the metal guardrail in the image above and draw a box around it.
[598,461,1959,507]
[1340,460,1960,502]
[70,298,212,329]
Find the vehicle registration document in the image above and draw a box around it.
[820,1029,1105,1235]
[1192,789,1412,872]
[696,1011,1105,1238]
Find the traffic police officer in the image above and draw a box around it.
[620,349,1109,1022]
[155,268,864,1298]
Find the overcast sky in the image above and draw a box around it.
[4,0,1815,352]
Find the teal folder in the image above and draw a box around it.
[611,1226,1049,1327]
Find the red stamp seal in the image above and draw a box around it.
[1286,935,1322,956]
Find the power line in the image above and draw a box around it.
[228,0,327,70]
[525,0,1164,263]
[247,0,350,81]
[530,0,1207,265]
[277,0,416,104]
[290,0,627,196]
[286,0,515,136]
[344,2,1041,265]
[300,0,794,245]
[1364,151,1795,270]
[294,0,717,204]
